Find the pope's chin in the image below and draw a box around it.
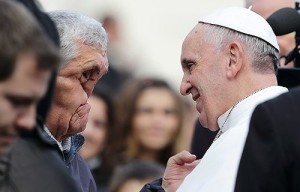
[198,113,219,131]
[198,112,208,127]
[198,120,207,130]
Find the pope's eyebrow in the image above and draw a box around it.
[181,58,195,67]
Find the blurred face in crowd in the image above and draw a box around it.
[46,42,108,141]
[132,87,179,151]
[180,24,228,130]
[0,52,51,155]
[80,95,108,160]
[250,0,295,67]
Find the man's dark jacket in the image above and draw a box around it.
[9,125,81,192]
[235,86,300,192]
[63,134,97,192]
[5,1,82,191]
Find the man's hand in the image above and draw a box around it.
[162,150,200,192]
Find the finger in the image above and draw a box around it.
[185,159,201,170]
[169,150,197,165]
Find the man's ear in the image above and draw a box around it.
[226,42,244,79]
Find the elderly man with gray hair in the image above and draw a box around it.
[45,11,109,192]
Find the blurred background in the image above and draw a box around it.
[39,0,244,95]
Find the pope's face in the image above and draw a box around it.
[180,24,228,130]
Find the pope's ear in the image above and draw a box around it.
[226,42,243,79]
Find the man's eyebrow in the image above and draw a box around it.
[80,63,100,76]
[84,63,100,71]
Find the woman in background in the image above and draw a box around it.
[79,88,116,192]
[115,78,184,166]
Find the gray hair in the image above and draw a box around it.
[200,23,279,73]
[48,10,108,65]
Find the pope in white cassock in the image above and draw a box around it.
[155,7,288,192]
[141,7,287,192]
[177,7,288,192]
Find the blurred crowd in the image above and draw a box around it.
[0,0,300,192]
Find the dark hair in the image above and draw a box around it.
[14,0,61,122]
[90,87,116,171]
[0,0,59,81]
[109,160,164,192]
[115,78,183,165]
[92,87,115,132]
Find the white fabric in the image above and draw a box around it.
[199,7,279,50]
[44,125,63,151]
[177,86,288,192]
[43,125,71,152]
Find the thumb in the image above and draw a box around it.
[169,150,197,165]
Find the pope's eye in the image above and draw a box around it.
[186,63,194,71]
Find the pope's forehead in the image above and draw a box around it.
[183,24,203,45]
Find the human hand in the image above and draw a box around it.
[162,150,200,192]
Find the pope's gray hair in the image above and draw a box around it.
[48,10,108,65]
[200,23,279,73]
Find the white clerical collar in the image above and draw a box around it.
[217,86,288,134]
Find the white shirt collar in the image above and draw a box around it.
[217,86,288,134]
[43,125,71,152]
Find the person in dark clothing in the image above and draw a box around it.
[45,10,109,192]
[95,15,133,100]
[95,66,131,99]
[190,121,217,159]
[79,88,116,192]
[0,0,59,157]
[15,0,61,124]
[110,160,164,192]
[235,86,300,192]
[9,121,81,192]
[0,0,78,191]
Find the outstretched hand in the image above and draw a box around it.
[162,150,200,192]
